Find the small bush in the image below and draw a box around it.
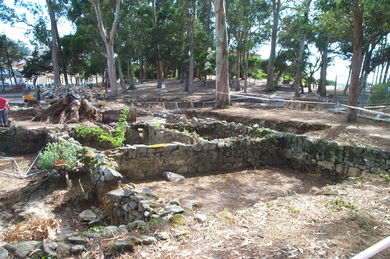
[38,141,83,170]
[252,69,267,80]
[368,83,388,105]
[76,109,129,148]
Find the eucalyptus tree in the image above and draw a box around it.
[212,0,230,107]
[228,0,271,91]
[87,0,121,96]
[292,0,312,97]
[266,0,282,91]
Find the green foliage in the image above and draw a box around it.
[379,174,390,182]
[38,141,83,170]
[252,69,267,80]
[76,109,129,148]
[367,84,388,105]
[182,129,200,141]
[251,128,275,139]
[325,199,357,211]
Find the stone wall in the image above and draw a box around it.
[0,126,48,155]
[125,124,195,145]
[106,122,389,181]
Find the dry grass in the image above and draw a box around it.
[3,219,59,243]
[129,173,390,259]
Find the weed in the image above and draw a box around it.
[379,174,390,182]
[251,128,275,139]
[286,206,300,214]
[76,109,129,147]
[216,209,239,224]
[38,141,83,170]
[325,199,358,211]
[358,220,373,232]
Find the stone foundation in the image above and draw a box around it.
[105,121,389,180]
[0,126,48,155]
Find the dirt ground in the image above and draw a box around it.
[199,107,390,150]
[1,167,388,258]
[132,169,390,259]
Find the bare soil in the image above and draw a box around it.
[197,107,390,150]
[130,170,390,259]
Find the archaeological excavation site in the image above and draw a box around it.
[0,99,389,259]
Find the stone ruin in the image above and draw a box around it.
[0,116,389,257]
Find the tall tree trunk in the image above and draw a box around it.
[5,47,17,85]
[235,50,240,91]
[0,68,5,91]
[266,0,281,91]
[343,65,352,95]
[212,0,230,107]
[293,0,311,97]
[382,62,390,84]
[187,0,196,93]
[46,0,60,85]
[88,0,120,96]
[244,48,249,93]
[293,34,307,97]
[117,56,126,94]
[127,58,135,90]
[152,0,163,88]
[318,38,329,97]
[347,1,363,122]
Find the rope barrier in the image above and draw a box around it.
[215,91,390,117]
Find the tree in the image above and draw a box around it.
[293,0,312,97]
[88,0,121,96]
[21,50,51,86]
[212,0,230,107]
[266,0,281,91]
[346,1,363,122]
[46,0,61,85]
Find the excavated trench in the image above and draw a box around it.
[0,119,389,257]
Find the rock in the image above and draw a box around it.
[163,205,184,215]
[102,226,121,237]
[43,241,57,257]
[123,201,138,211]
[119,225,129,233]
[169,214,187,225]
[140,188,159,198]
[56,242,71,257]
[79,209,97,222]
[70,245,85,254]
[155,231,170,240]
[114,241,134,252]
[172,229,188,238]
[348,167,362,177]
[0,247,9,258]
[67,236,88,244]
[88,218,105,227]
[127,220,146,230]
[100,166,123,181]
[195,213,207,223]
[191,117,198,124]
[108,188,135,200]
[138,200,153,212]
[139,235,157,245]
[162,171,185,182]
[5,241,41,258]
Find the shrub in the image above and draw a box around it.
[38,141,83,170]
[75,109,129,148]
[252,69,267,80]
[367,83,388,105]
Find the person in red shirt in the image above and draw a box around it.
[0,97,10,127]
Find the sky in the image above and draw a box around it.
[1,0,356,85]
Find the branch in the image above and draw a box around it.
[88,0,108,44]
[110,0,121,43]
